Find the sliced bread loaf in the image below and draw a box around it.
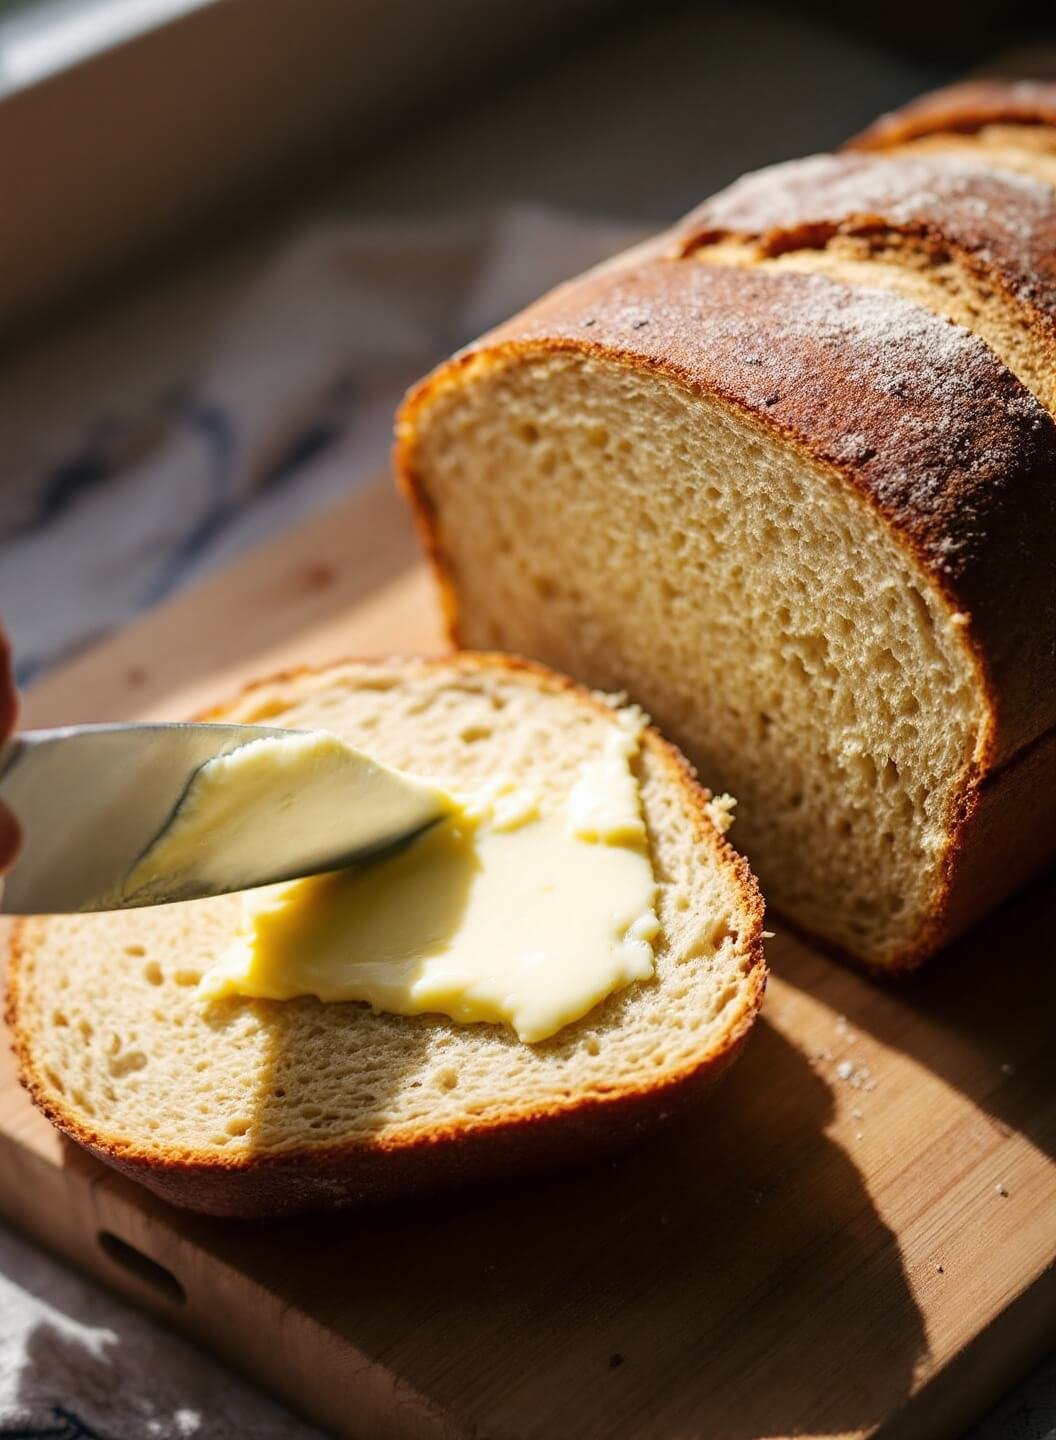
[848,79,1056,188]
[7,654,765,1218]
[396,261,1056,969]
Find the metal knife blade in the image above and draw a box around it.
[0,723,441,914]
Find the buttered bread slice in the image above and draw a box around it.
[8,655,765,1217]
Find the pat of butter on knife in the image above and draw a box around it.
[123,731,455,905]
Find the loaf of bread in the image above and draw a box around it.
[849,78,1056,188]
[8,655,765,1217]
[396,83,1056,969]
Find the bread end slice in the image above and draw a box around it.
[7,654,765,1217]
[846,79,1056,188]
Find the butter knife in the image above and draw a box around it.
[0,723,444,914]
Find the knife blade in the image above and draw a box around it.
[0,723,444,914]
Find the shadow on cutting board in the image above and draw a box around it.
[773,868,1056,1161]
[197,1020,926,1440]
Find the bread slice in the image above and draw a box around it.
[847,79,1056,188]
[7,654,765,1218]
[396,261,1056,970]
[673,151,1056,417]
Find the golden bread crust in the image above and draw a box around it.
[921,724,1056,962]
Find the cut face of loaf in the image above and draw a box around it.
[8,655,765,1218]
[397,263,1056,968]
[675,151,1056,417]
[848,79,1056,188]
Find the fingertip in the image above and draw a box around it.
[0,803,21,874]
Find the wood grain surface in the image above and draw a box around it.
[1,477,1052,1440]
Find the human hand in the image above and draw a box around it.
[0,626,21,873]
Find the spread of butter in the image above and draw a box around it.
[123,731,454,905]
[197,712,661,1043]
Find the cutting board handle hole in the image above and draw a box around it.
[97,1230,186,1305]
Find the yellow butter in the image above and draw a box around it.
[198,713,660,1043]
[568,714,648,844]
[123,731,454,904]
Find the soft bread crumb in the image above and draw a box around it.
[704,794,736,836]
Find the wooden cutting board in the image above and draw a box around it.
[1,477,1053,1440]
